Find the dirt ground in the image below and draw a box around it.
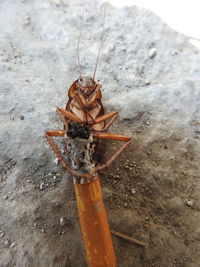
[1,0,200,266]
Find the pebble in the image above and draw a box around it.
[148,48,157,58]
[186,200,194,207]
[53,176,57,182]
[0,231,4,237]
[39,182,45,190]
[60,217,66,226]
[20,115,24,120]
[53,158,59,165]
[4,195,8,200]
[33,223,37,227]
[145,80,151,85]
[10,242,15,248]
[41,229,45,233]
[4,240,10,247]
[131,188,136,195]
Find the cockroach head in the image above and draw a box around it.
[77,77,97,97]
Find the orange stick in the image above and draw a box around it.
[74,176,116,267]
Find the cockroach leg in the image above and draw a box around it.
[57,107,83,123]
[91,133,131,174]
[46,130,66,137]
[93,132,131,141]
[103,112,118,131]
[87,85,102,107]
[92,111,118,125]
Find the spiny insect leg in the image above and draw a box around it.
[57,107,83,123]
[90,133,131,174]
[93,111,118,125]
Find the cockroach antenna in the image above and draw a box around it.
[93,3,106,81]
[77,10,84,78]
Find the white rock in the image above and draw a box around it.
[53,158,59,165]
[131,188,136,195]
[148,48,157,58]
[186,200,194,207]
[39,183,45,190]
[60,217,66,226]
[4,240,10,247]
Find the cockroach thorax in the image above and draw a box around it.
[67,121,91,139]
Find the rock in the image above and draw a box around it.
[53,158,59,165]
[60,217,66,226]
[4,240,10,247]
[148,48,157,58]
[39,182,45,190]
[186,200,194,207]
[10,242,15,248]
[145,80,151,85]
[0,231,4,237]
[131,188,136,195]
[20,115,24,120]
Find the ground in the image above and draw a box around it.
[0,0,200,266]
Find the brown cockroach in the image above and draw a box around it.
[45,8,131,181]
[45,7,132,266]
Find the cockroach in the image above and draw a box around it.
[45,8,131,182]
[45,7,131,266]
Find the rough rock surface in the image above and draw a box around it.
[1,0,200,266]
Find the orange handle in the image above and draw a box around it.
[74,177,116,267]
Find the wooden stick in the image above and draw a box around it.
[111,229,146,247]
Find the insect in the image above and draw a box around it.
[45,7,131,266]
[45,8,131,182]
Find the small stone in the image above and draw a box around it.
[33,223,37,227]
[4,195,8,200]
[39,182,45,190]
[60,217,66,226]
[186,200,194,207]
[53,158,59,165]
[61,149,65,155]
[148,48,157,58]
[4,240,10,247]
[41,229,45,233]
[145,80,151,85]
[20,115,24,120]
[131,188,136,195]
[10,242,15,248]
[0,231,4,237]
[53,176,57,181]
